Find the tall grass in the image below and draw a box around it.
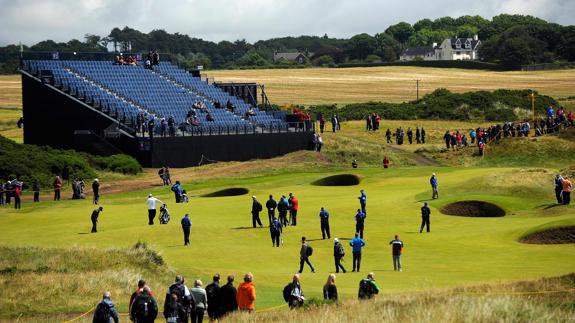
[224,274,575,323]
[0,243,173,319]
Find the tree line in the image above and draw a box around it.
[0,14,573,73]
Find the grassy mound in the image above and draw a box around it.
[441,200,506,217]
[202,187,250,197]
[312,174,360,186]
[520,226,575,244]
[0,242,173,319]
[0,135,142,188]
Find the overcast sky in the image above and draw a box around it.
[1,0,574,46]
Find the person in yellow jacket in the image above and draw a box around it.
[562,177,572,205]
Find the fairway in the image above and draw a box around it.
[207,66,575,105]
[1,165,573,313]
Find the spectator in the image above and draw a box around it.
[383,156,390,169]
[146,194,164,225]
[420,202,431,233]
[270,217,282,247]
[331,115,338,133]
[389,235,404,272]
[131,286,158,323]
[352,159,358,169]
[181,214,192,246]
[562,176,572,205]
[92,291,119,323]
[190,280,207,323]
[13,181,21,210]
[333,238,346,273]
[407,127,413,144]
[163,293,186,323]
[349,232,366,272]
[555,175,564,204]
[355,209,366,239]
[206,112,214,122]
[283,274,305,309]
[152,51,159,65]
[430,173,438,199]
[359,189,367,214]
[385,128,392,144]
[415,127,421,144]
[288,193,298,226]
[298,236,315,273]
[323,274,338,301]
[266,195,277,226]
[278,195,290,227]
[148,119,155,138]
[0,180,4,206]
[129,279,152,317]
[316,134,323,152]
[421,127,426,144]
[205,274,221,321]
[92,178,100,205]
[17,117,24,129]
[219,275,238,317]
[164,276,194,323]
[365,114,372,131]
[237,273,256,312]
[358,273,380,300]
[443,130,451,149]
[171,181,183,203]
[91,206,104,233]
[319,207,331,240]
[246,195,262,228]
[53,176,62,201]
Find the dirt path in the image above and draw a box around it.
[386,145,440,166]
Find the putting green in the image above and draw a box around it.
[0,166,573,310]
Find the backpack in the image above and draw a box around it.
[134,294,157,319]
[306,246,313,257]
[169,283,185,306]
[282,283,292,302]
[358,279,374,299]
[93,302,110,323]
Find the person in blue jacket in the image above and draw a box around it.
[92,291,119,323]
[358,190,367,214]
[277,195,290,227]
[355,209,366,239]
[171,181,183,203]
[181,214,192,246]
[319,207,331,239]
[430,173,438,199]
[349,233,366,272]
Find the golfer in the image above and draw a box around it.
[146,194,164,225]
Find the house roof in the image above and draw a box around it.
[401,46,435,57]
[450,38,480,51]
[273,52,308,61]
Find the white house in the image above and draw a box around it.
[400,35,481,61]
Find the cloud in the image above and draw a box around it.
[0,0,573,46]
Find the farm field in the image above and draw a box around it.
[207,66,575,105]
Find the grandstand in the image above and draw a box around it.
[20,55,314,167]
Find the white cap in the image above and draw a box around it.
[252,195,256,199]
[334,238,339,243]
[432,173,436,176]
[148,194,152,198]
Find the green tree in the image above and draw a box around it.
[313,55,335,67]
[385,22,414,43]
[413,19,433,32]
[237,50,269,66]
[346,33,377,60]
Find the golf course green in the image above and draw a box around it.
[0,164,573,316]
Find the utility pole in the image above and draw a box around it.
[529,91,536,122]
[416,79,421,101]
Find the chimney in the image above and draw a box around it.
[473,34,479,41]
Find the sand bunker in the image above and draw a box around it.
[202,188,249,197]
[440,200,506,217]
[520,226,575,244]
[312,174,360,186]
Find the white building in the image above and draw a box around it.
[400,35,481,61]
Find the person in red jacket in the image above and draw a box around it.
[53,176,62,201]
[237,273,256,312]
[383,156,390,169]
[289,193,299,226]
[568,111,574,127]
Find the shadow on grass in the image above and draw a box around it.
[232,226,265,230]
[77,232,91,235]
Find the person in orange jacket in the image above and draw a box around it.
[237,272,256,312]
[562,176,572,205]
